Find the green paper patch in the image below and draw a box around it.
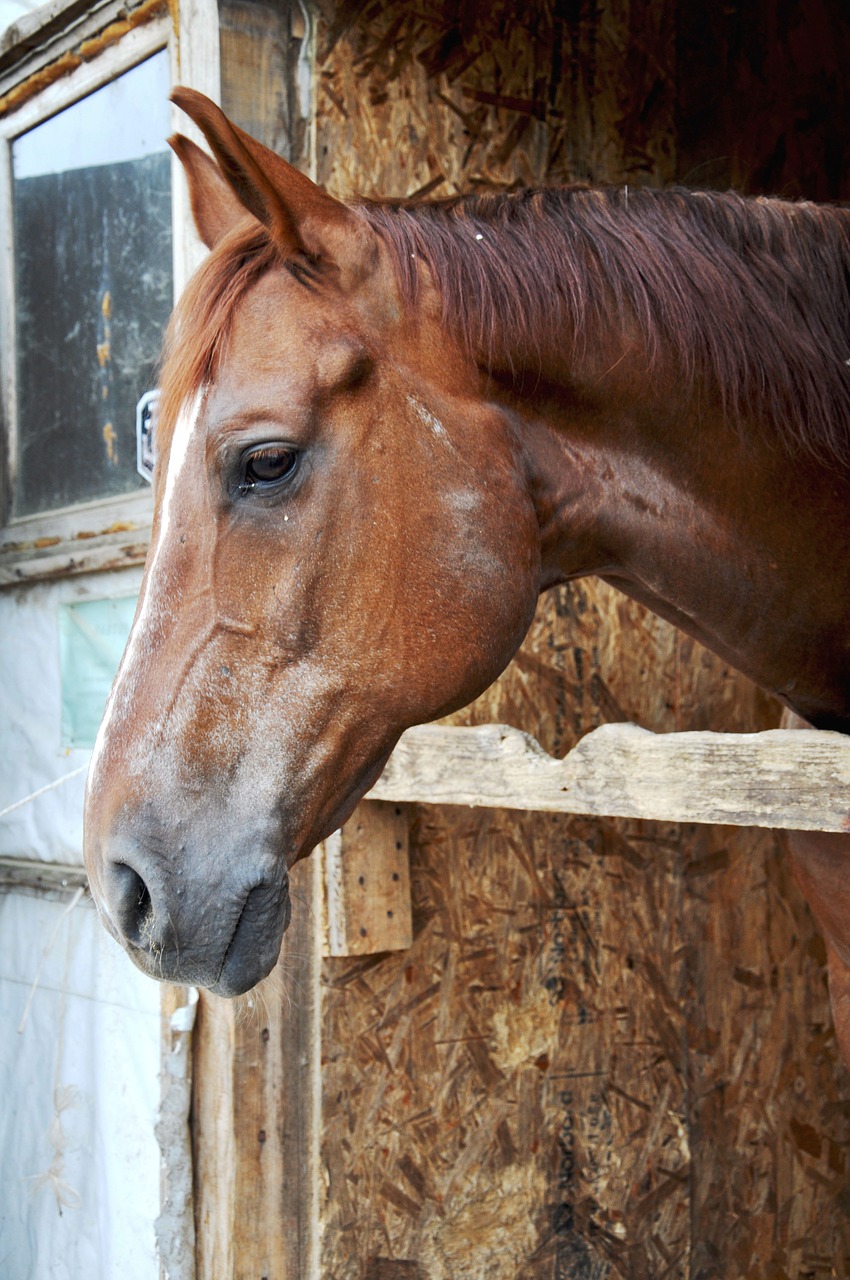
[59,595,138,748]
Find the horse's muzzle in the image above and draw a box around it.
[92,838,291,996]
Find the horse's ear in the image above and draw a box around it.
[168,133,250,249]
[170,87,373,281]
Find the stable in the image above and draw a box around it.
[1,2,849,1278]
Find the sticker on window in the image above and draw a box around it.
[136,389,158,483]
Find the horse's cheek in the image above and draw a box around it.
[434,488,539,688]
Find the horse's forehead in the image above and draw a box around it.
[201,268,395,431]
[229,267,353,353]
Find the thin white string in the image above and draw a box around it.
[17,887,85,1036]
[21,891,86,1213]
[0,766,88,822]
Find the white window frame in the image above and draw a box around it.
[0,3,215,586]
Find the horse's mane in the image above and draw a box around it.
[363,187,850,469]
[159,186,850,469]
[157,222,279,453]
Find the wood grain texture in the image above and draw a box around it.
[321,589,850,1280]
[187,15,321,1277]
[325,801,413,957]
[157,985,197,1280]
[370,723,850,831]
[172,0,221,291]
[193,856,319,1280]
[219,0,308,161]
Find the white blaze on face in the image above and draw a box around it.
[87,388,206,796]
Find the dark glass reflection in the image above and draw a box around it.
[12,52,172,517]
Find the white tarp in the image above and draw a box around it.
[1,566,168,1278]
[0,891,161,1279]
[0,567,142,864]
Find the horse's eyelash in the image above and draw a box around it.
[236,446,299,494]
[240,446,297,470]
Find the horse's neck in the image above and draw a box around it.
[504,367,850,730]
[396,190,850,725]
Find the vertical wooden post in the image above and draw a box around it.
[192,855,321,1280]
[185,9,321,1275]
[158,985,198,1280]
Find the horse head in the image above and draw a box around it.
[83,90,541,994]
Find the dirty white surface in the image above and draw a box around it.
[1,565,163,1279]
[0,568,142,863]
[0,891,161,1280]
[0,0,42,42]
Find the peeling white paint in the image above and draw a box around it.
[156,986,198,1280]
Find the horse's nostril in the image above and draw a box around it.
[110,862,154,947]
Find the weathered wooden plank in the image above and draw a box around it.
[0,857,88,897]
[0,0,166,105]
[324,801,413,957]
[0,524,151,586]
[193,855,321,1280]
[171,0,222,289]
[368,723,850,831]
[157,985,197,1280]
[220,0,305,161]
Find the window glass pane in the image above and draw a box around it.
[11,51,172,518]
[58,594,137,748]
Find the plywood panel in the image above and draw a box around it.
[312,4,850,1272]
[315,0,679,198]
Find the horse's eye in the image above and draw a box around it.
[243,447,298,487]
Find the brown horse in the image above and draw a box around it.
[84,89,850,1059]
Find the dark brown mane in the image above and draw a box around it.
[159,185,850,471]
[362,187,850,469]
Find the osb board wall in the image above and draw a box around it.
[676,0,850,201]
[313,3,850,1276]
[316,0,676,197]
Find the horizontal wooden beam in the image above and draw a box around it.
[0,857,88,898]
[0,524,150,587]
[366,723,850,832]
